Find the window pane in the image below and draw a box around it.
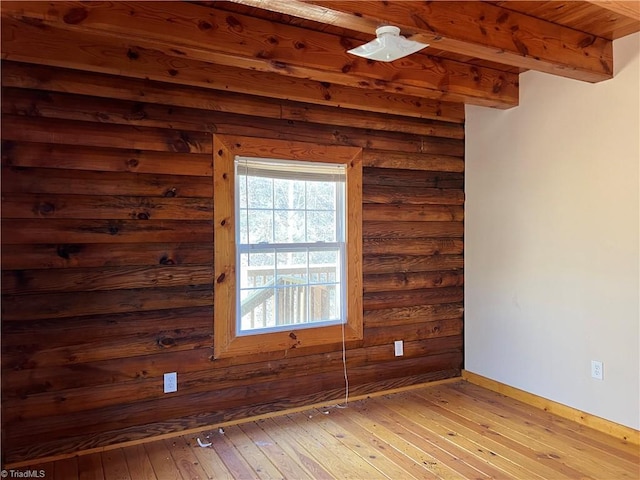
[247,209,273,243]
[240,287,275,330]
[307,211,336,242]
[240,252,275,289]
[238,209,248,244]
[309,250,338,264]
[307,181,335,210]
[239,247,342,332]
[276,284,308,325]
[277,251,308,267]
[249,251,275,267]
[309,284,340,321]
[274,210,305,243]
[310,249,339,284]
[277,251,308,284]
[247,176,273,208]
[274,178,305,209]
[238,176,247,209]
[325,284,340,320]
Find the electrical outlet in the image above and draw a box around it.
[591,360,603,380]
[164,372,177,393]
[394,340,404,357]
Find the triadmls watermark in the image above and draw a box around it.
[1,470,46,478]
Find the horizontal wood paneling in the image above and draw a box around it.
[364,302,465,327]
[1,61,464,465]
[1,194,213,220]
[3,111,464,158]
[3,349,214,397]
[363,204,464,222]
[1,265,213,294]
[2,85,465,139]
[0,243,213,270]
[363,167,464,189]
[363,255,464,274]
[3,115,212,154]
[364,287,465,310]
[363,150,464,172]
[1,61,466,126]
[1,219,214,244]
[4,338,462,425]
[1,167,212,197]
[363,222,464,239]
[2,328,212,373]
[6,357,461,444]
[1,285,214,320]
[2,307,214,348]
[363,271,464,293]
[2,142,213,176]
[363,184,464,205]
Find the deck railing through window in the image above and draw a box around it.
[240,265,336,330]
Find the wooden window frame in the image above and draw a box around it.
[213,134,363,359]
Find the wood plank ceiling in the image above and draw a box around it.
[1,1,639,119]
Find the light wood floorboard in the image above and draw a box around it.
[10,381,639,479]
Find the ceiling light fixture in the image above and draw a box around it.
[347,26,429,62]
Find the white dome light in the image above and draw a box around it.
[347,26,429,62]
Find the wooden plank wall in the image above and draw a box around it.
[1,60,465,465]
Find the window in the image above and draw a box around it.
[236,157,346,334]
[213,135,362,359]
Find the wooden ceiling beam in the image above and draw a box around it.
[0,18,464,122]
[0,1,518,108]
[585,1,640,21]
[232,0,614,83]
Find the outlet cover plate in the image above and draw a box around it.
[394,340,404,357]
[591,360,603,380]
[164,372,177,393]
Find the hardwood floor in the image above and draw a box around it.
[8,381,639,479]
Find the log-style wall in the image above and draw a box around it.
[1,61,464,465]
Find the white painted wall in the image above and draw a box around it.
[465,33,640,429]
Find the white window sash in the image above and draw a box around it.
[234,156,347,336]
